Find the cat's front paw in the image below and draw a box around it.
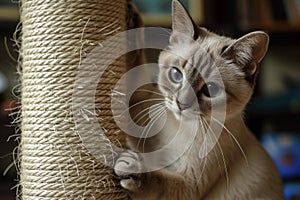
[114,150,144,192]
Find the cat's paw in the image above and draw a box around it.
[114,150,144,191]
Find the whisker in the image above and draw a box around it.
[197,118,208,185]
[136,104,166,150]
[135,89,167,98]
[141,106,167,152]
[110,89,126,97]
[200,116,223,180]
[212,142,223,178]
[202,117,229,188]
[115,98,165,120]
[132,106,162,150]
[111,96,127,106]
[124,103,166,150]
[131,107,149,125]
[133,102,165,127]
[137,105,165,151]
[211,116,248,166]
[127,98,165,111]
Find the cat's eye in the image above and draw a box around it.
[169,67,183,83]
[202,82,222,98]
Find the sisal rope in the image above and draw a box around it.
[20,0,127,199]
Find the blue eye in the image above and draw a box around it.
[169,67,183,83]
[202,82,222,98]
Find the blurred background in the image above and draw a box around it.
[0,0,19,200]
[0,0,300,199]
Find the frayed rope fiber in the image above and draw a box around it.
[20,0,127,199]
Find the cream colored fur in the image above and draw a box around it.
[114,1,283,199]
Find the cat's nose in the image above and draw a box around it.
[176,99,192,111]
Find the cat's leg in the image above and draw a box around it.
[114,150,196,200]
[114,150,166,199]
[114,150,144,192]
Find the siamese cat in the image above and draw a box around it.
[115,0,283,199]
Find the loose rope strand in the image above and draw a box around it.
[19,0,127,199]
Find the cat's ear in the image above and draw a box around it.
[222,31,269,78]
[171,0,197,43]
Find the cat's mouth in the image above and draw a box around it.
[165,102,180,118]
[171,108,181,121]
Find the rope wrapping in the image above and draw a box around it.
[20,0,127,199]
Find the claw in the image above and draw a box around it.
[114,150,143,191]
[120,177,141,191]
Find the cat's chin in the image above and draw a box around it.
[172,111,181,121]
[165,105,180,121]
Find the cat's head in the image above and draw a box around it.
[158,0,269,120]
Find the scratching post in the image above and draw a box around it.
[20,0,127,199]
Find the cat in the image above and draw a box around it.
[114,0,284,199]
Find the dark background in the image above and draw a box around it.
[1,0,300,199]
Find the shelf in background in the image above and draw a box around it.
[0,7,19,21]
[133,0,204,26]
[251,21,300,32]
[237,0,300,33]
